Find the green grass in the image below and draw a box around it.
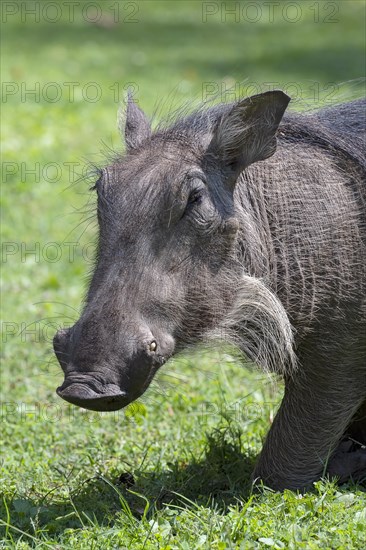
[1,1,365,547]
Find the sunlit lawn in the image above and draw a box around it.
[1,1,365,547]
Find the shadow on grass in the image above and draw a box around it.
[0,425,256,542]
[137,425,256,510]
[2,423,365,544]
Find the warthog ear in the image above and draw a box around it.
[206,90,290,183]
[118,89,152,151]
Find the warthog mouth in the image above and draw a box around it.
[57,374,132,412]
[56,364,159,412]
[56,381,128,411]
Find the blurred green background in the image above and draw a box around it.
[2,0,365,328]
[1,1,366,547]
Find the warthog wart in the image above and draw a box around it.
[54,89,366,490]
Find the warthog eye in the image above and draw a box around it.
[181,189,203,216]
[187,190,203,206]
[179,188,204,220]
[178,182,207,223]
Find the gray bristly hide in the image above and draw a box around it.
[54,90,366,490]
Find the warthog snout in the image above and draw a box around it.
[54,323,174,412]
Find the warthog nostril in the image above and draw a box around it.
[149,340,157,352]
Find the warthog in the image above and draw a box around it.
[54,90,366,490]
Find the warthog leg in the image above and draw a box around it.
[252,352,366,490]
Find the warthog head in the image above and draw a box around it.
[54,90,291,411]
